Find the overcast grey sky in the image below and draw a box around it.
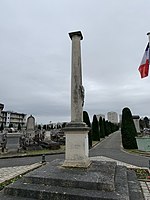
[0,0,150,124]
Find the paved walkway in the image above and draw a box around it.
[0,157,149,199]
[0,162,42,184]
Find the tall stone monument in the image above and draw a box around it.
[63,31,91,168]
[0,31,144,200]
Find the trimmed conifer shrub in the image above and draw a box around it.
[99,117,105,138]
[17,123,21,131]
[83,111,92,148]
[103,118,106,136]
[92,115,100,141]
[121,107,137,149]
[0,123,4,132]
[105,120,111,136]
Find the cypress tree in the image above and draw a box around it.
[99,117,105,138]
[0,123,4,132]
[105,120,112,136]
[121,107,137,149]
[105,120,109,136]
[17,123,21,131]
[37,124,41,130]
[83,111,92,148]
[103,118,106,136]
[143,117,149,128]
[92,115,100,141]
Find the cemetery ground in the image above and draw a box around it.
[0,131,150,199]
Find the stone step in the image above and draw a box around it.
[23,159,117,192]
[127,170,144,200]
[4,179,126,200]
[0,192,35,200]
[0,160,144,200]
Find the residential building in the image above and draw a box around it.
[96,114,105,121]
[107,112,118,124]
[0,110,26,128]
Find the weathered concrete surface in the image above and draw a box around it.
[63,123,91,168]
[0,159,144,200]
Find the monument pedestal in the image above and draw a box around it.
[0,159,144,200]
[63,122,91,168]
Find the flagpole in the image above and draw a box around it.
[147,32,150,43]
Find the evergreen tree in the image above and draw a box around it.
[17,123,21,131]
[121,107,137,149]
[83,111,92,148]
[43,124,47,130]
[92,115,100,141]
[9,123,13,128]
[105,120,112,136]
[62,122,67,128]
[139,118,145,130]
[103,118,106,136]
[105,120,109,136]
[37,124,41,130]
[143,117,149,128]
[99,117,105,138]
[0,123,4,132]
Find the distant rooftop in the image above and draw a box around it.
[132,115,140,119]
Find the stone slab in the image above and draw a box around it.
[0,160,144,200]
[24,159,116,191]
[127,170,145,200]
[3,179,126,200]
[0,193,35,200]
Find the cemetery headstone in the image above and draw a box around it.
[26,115,35,139]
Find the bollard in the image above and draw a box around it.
[42,154,46,163]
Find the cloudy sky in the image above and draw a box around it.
[0,0,150,124]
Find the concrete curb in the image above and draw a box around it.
[0,151,65,159]
[121,145,150,158]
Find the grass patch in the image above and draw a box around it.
[129,168,150,180]
[125,149,150,156]
[25,145,65,155]
[92,141,99,146]
[0,175,22,191]
[0,145,65,158]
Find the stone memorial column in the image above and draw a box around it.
[63,31,91,168]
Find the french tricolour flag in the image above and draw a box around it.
[138,43,149,78]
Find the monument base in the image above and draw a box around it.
[62,158,91,168]
[63,122,91,168]
[0,159,144,200]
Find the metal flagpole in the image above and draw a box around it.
[147,32,150,42]
[147,32,150,71]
